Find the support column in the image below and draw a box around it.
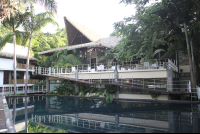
[75,82,80,93]
[115,86,120,99]
[167,68,173,92]
[168,111,175,133]
[75,69,79,80]
[114,65,120,99]
[45,97,50,111]
[114,66,118,83]
[75,98,79,111]
[46,77,50,92]
[115,114,119,126]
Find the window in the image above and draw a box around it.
[179,73,190,77]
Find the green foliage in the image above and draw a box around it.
[40,48,88,67]
[91,85,117,102]
[150,91,161,99]
[4,94,23,96]
[97,48,118,63]
[18,121,67,133]
[53,81,75,95]
[115,0,200,85]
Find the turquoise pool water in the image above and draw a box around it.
[6,96,200,133]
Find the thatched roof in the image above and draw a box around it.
[38,36,121,56]
[99,36,122,48]
[39,17,122,56]
[64,17,105,45]
[39,42,100,56]
[0,52,39,61]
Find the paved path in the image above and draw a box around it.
[0,97,7,133]
[0,97,16,133]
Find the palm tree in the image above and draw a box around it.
[0,0,57,23]
[22,5,58,95]
[1,0,57,95]
[1,11,29,95]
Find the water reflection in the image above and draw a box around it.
[6,96,200,133]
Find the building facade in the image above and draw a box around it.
[0,43,39,93]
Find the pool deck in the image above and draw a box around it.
[0,96,16,133]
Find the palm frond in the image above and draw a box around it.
[0,33,13,50]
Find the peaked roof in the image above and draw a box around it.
[64,17,105,45]
[38,36,121,56]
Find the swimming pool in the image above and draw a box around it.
[6,95,200,133]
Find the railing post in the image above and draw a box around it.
[59,68,60,77]
[132,77,133,87]
[154,79,155,90]
[109,74,110,83]
[36,67,37,74]
[112,74,114,83]
[121,75,122,85]
[38,85,39,92]
[54,69,55,77]
[42,80,44,92]
[143,79,144,89]
[49,67,51,75]
[57,67,58,74]
[2,87,4,97]
[65,68,66,78]
[17,87,18,94]
[28,86,29,93]
[100,74,101,84]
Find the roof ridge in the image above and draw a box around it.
[64,17,105,44]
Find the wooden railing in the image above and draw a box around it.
[14,63,35,70]
[10,79,39,84]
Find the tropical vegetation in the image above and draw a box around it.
[18,121,67,133]
[113,0,200,95]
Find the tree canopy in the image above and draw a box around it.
[114,0,200,86]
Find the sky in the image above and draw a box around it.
[35,0,136,37]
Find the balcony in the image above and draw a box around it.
[14,63,35,70]
[10,79,39,84]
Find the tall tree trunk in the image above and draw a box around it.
[184,22,196,100]
[12,98,16,125]
[194,55,200,85]
[25,97,28,133]
[13,24,16,95]
[24,36,31,95]
[190,39,195,76]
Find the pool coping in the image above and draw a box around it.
[3,96,16,133]
[5,94,200,104]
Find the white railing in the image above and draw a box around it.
[167,59,178,72]
[33,59,178,75]
[31,114,170,133]
[196,85,200,101]
[1,83,46,96]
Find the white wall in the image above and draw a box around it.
[119,94,168,100]
[0,58,14,70]
[0,71,4,85]
[179,65,190,73]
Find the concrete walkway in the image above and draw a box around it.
[0,97,16,133]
